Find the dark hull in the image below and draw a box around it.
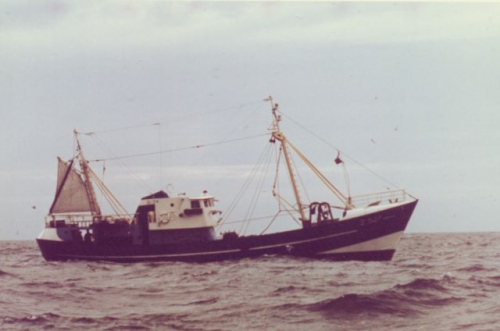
[37,200,417,263]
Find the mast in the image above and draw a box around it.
[266,97,308,224]
[74,130,101,216]
[266,97,354,226]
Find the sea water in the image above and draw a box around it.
[1,233,499,331]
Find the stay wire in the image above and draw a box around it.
[241,145,274,235]
[81,123,159,135]
[79,99,263,135]
[85,134,153,193]
[88,133,269,163]
[278,111,401,189]
[223,143,271,224]
[164,99,264,124]
[169,102,264,189]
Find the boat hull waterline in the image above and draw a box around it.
[37,200,417,263]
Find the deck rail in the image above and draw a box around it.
[44,213,135,229]
[350,189,407,207]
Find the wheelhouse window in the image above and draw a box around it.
[191,200,201,209]
[204,199,214,207]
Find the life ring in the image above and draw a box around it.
[159,211,177,224]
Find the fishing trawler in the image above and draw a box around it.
[37,98,418,262]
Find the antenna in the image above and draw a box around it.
[155,123,163,190]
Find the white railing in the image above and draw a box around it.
[45,213,134,229]
[350,189,407,208]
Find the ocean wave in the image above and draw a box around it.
[273,285,311,293]
[0,314,152,331]
[0,244,36,256]
[122,313,195,331]
[394,277,451,292]
[307,277,463,318]
[468,275,500,288]
[1,313,186,331]
[2,234,500,331]
[185,298,219,306]
[456,264,496,273]
[308,292,420,317]
[1,312,60,326]
[0,270,17,278]
[21,281,68,289]
[488,275,500,282]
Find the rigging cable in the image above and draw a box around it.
[259,209,302,235]
[160,99,264,124]
[277,111,401,189]
[82,123,160,135]
[219,142,272,233]
[156,123,163,189]
[272,145,283,210]
[88,167,129,217]
[84,133,153,193]
[169,102,263,188]
[241,144,274,235]
[266,143,303,231]
[88,133,269,163]
[342,161,351,198]
[222,143,270,224]
[82,99,264,136]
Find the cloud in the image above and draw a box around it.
[1,1,500,238]
[0,0,69,29]
[3,2,500,60]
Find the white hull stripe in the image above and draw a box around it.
[317,231,404,255]
[59,230,359,260]
[61,248,242,260]
[247,230,358,251]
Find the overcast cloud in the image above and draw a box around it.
[1,1,499,240]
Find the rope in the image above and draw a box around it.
[221,143,272,220]
[81,123,159,135]
[88,133,269,163]
[87,134,153,192]
[169,105,263,188]
[278,111,401,189]
[162,99,263,124]
[88,168,130,217]
[240,145,274,235]
[80,99,263,135]
[259,211,280,235]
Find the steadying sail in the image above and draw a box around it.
[49,157,95,214]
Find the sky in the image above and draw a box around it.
[1,1,500,240]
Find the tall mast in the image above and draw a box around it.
[74,130,101,216]
[266,97,307,224]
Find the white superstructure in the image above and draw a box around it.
[138,194,221,231]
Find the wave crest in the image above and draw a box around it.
[308,277,462,318]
